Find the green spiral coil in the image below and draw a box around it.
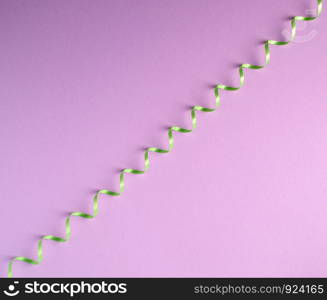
[7,0,323,278]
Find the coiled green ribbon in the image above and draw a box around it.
[7,0,323,277]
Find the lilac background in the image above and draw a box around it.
[1,0,327,277]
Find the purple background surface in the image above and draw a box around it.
[1,0,327,277]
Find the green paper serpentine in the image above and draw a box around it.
[7,0,323,277]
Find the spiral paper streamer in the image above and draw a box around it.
[7,0,323,277]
